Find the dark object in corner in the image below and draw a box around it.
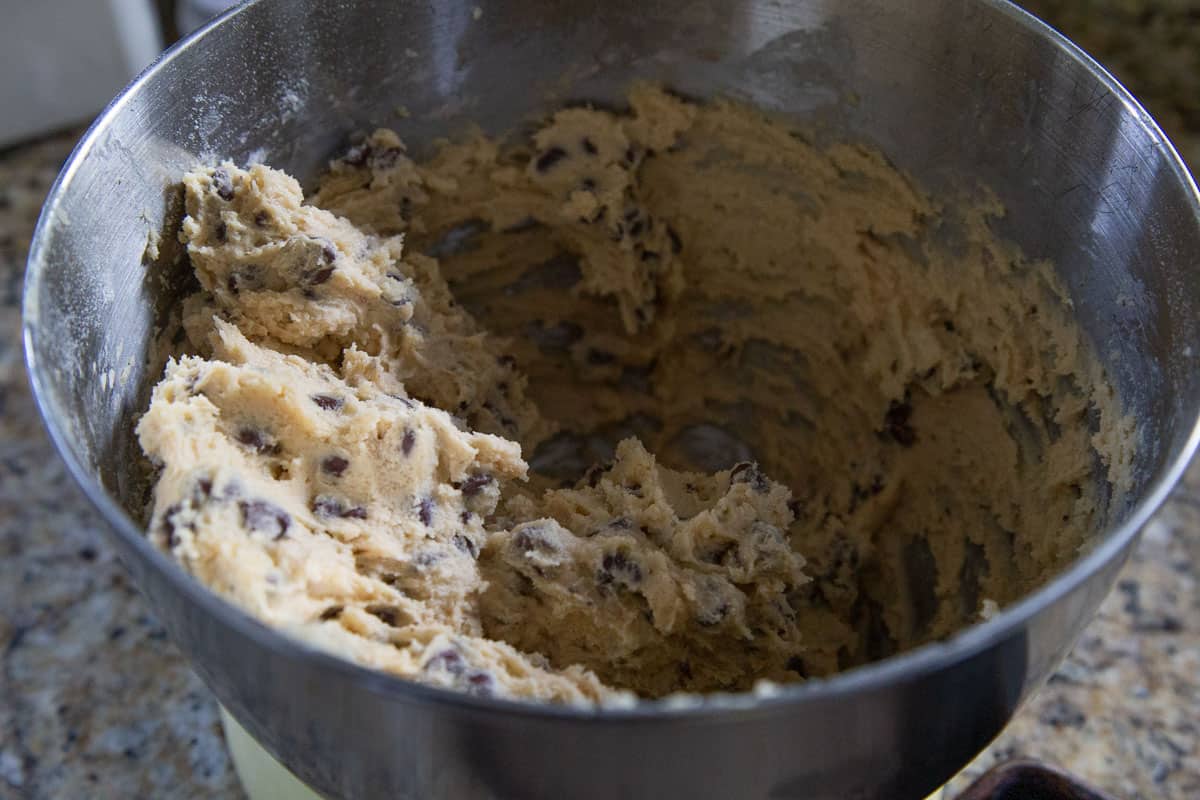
[956,760,1116,800]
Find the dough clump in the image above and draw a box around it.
[138,86,1131,704]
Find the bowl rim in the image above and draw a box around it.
[21,0,1200,723]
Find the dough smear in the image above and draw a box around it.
[138,86,1132,704]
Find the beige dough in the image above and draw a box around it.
[137,86,1133,704]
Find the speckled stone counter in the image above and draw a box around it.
[1,7,1197,798]
[0,135,244,799]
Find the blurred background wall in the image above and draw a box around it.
[1,0,1196,166]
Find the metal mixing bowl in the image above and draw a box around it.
[22,1,1200,798]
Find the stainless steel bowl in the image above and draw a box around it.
[22,1,1200,798]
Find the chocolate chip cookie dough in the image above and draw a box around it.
[137,85,1134,704]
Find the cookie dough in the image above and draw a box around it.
[137,86,1133,704]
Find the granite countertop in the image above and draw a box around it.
[1,7,1197,799]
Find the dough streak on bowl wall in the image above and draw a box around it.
[136,85,1135,705]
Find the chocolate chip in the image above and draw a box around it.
[319,605,343,621]
[422,648,494,699]
[465,671,493,697]
[312,496,368,520]
[211,168,234,201]
[460,511,472,524]
[534,146,567,172]
[597,551,643,588]
[254,210,270,227]
[235,427,282,456]
[883,399,917,447]
[311,394,344,412]
[196,478,213,498]
[581,137,598,155]
[666,225,682,254]
[214,221,227,242]
[306,266,335,285]
[452,534,479,558]
[418,497,434,526]
[482,400,518,433]
[366,604,403,627]
[401,428,416,455]
[453,473,492,497]
[321,455,350,477]
[513,525,559,556]
[161,503,182,547]
[321,242,338,264]
[401,549,439,571]
[942,320,955,332]
[239,499,291,539]
[729,462,771,494]
[424,649,465,676]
